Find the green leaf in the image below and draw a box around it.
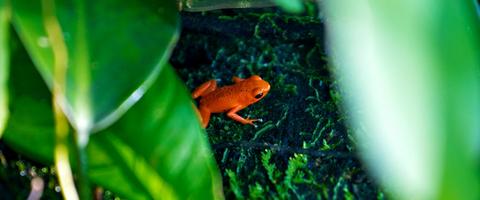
[4,44,223,199]
[0,0,10,138]
[11,0,179,138]
[324,0,480,199]
[179,0,276,11]
[273,0,304,13]
[178,0,304,13]
[94,65,223,199]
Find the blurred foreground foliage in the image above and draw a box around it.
[325,0,480,199]
[0,0,222,199]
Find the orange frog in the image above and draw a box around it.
[192,75,271,128]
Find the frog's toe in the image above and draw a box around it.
[252,119,263,123]
[245,119,258,127]
[246,117,262,123]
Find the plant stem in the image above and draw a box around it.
[42,0,87,199]
[73,130,91,200]
[53,102,78,200]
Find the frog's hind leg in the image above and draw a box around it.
[198,106,211,128]
[232,76,244,83]
[192,80,217,99]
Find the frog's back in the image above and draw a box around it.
[199,84,247,113]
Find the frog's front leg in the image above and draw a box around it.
[227,105,261,127]
[192,80,217,99]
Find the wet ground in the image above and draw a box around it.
[172,8,384,199]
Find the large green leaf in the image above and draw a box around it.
[179,0,276,11]
[4,44,223,199]
[179,0,304,13]
[11,0,179,138]
[272,0,304,13]
[0,0,9,138]
[324,0,480,199]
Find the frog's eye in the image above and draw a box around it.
[252,88,265,99]
[254,92,263,99]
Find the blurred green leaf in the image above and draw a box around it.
[325,0,480,199]
[11,0,179,138]
[0,0,9,138]
[273,0,304,13]
[95,65,223,199]
[179,0,304,13]
[4,44,223,199]
[179,0,275,11]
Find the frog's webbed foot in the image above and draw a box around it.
[247,118,263,128]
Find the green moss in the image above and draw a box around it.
[226,169,245,199]
[248,182,265,199]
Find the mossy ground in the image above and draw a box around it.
[172,8,384,199]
